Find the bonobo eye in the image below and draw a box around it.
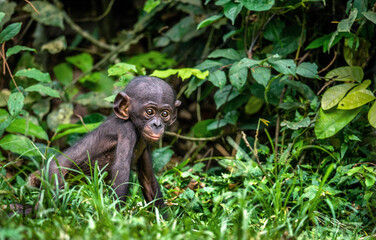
[146,108,155,116]
[161,110,169,118]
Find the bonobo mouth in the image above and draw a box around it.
[143,133,162,141]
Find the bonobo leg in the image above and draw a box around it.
[137,148,165,209]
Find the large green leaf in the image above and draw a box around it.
[338,89,375,109]
[251,66,271,87]
[296,62,319,79]
[214,85,240,109]
[0,134,39,157]
[6,118,48,140]
[325,66,363,82]
[245,96,264,115]
[268,59,296,76]
[152,146,174,172]
[208,70,227,89]
[66,53,93,73]
[192,119,219,137]
[321,83,356,110]
[362,11,376,24]
[280,78,316,101]
[223,2,242,25]
[338,8,357,32]
[53,63,73,86]
[0,22,21,43]
[315,107,361,139]
[7,92,24,116]
[208,48,242,60]
[229,61,248,90]
[368,101,376,128]
[15,68,51,83]
[23,1,64,29]
[239,0,274,11]
[25,84,60,98]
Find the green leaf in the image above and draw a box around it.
[207,110,239,130]
[152,146,174,172]
[41,36,67,54]
[192,119,219,137]
[223,2,242,25]
[338,8,357,32]
[229,61,248,90]
[197,14,223,29]
[52,122,101,141]
[6,118,48,140]
[349,79,372,92]
[315,107,361,139]
[15,68,51,83]
[0,134,39,157]
[208,70,226,89]
[6,45,36,57]
[268,59,296,76]
[53,63,73,86]
[0,12,5,23]
[368,101,376,128]
[281,117,311,130]
[0,22,21,43]
[321,83,356,110]
[143,0,160,13]
[245,96,264,115]
[362,11,376,24]
[66,53,93,72]
[325,66,363,82]
[251,66,271,87]
[214,85,240,109]
[23,1,64,29]
[296,62,319,79]
[7,92,24,116]
[0,109,12,138]
[108,63,142,76]
[151,68,209,80]
[280,78,316,101]
[239,0,274,11]
[208,48,242,60]
[338,89,375,109]
[25,84,60,98]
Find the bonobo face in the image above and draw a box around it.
[113,76,181,142]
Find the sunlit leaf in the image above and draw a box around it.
[151,68,209,80]
[143,0,160,13]
[321,83,356,110]
[197,14,223,29]
[66,53,93,73]
[338,89,375,109]
[315,107,361,139]
[53,63,73,86]
[368,101,376,128]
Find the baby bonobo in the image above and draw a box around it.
[22,76,180,214]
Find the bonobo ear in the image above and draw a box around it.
[113,92,130,120]
[169,100,181,126]
[175,100,181,108]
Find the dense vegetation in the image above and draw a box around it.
[1,0,376,239]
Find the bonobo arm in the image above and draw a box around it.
[111,129,137,203]
[137,147,165,209]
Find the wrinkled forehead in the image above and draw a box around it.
[125,77,176,105]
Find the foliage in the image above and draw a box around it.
[0,0,376,239]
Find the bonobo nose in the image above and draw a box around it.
[153,119,162,129]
